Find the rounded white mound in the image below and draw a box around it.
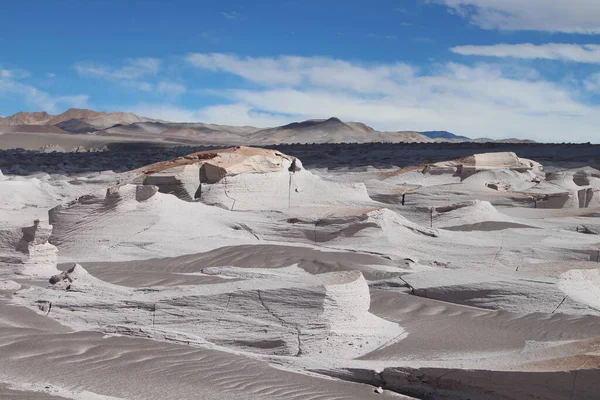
[558,269,600,311]
[48,183,261,261]
[433,200,534,231]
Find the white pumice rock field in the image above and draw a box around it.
[1,146,599,399]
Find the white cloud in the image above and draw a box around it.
[221,11,242,19]
[128,104,291,127]
[433,0,600,33]
[0,78,88,113]
[46,72,57,78]
[74,58,186,98]
[186,53,414,93]
[452,43,600,63]
[126,104,200,122]
[156,81,187,97]
[181,52,600,142]
[584,73,600,91]
[74,58,161,80]
[133,81,154,92]
[0,68,30,79]
[368,33,398,40]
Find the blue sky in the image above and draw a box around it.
[2,0,600,142]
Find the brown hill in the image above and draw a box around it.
[0,108,156,131]
[0,124,70,134]
[0,111,52,125]
[47,108,105,125]
[0,109,105,126]
[251,117,432,144]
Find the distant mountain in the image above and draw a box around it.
[0,108,154,129]
[55,118,99,134]
[0,124,70,135]
[83,112,153,130]
[0,111,52,125]
[419,131,470,140]
[0,108,537,145]
[46,108,105,125]
[251,117,432,144]
[471,137,537,144]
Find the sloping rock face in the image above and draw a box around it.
[105,183,160,204]
[0,111,52,125]
[427,152,541,179]
[200,166,371,211]
[189,270,405,358]
[21,263,405,359]
[48,184,161,249]
[391,153,600,209]
[142,164,202,201]
[15,220,58,276]
[136,146,298,180]
[432,200,535,231]
[131,146,372,210]
[132,147,296,201]
[0,220,58,277]
[518,167,600,209]
[47,182,261,261]
[266,208,438,245]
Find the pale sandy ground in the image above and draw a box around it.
[1,148,599,399]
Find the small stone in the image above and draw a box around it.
[374,387,383,394]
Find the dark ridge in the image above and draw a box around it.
[420,131,470,140]
[1,142,600,176]
[55,119,98,134]
[275,117,344,130]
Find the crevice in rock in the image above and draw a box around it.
[256,289,302,356]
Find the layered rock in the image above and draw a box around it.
[47,182,260,261]
[0,220,58,277]
[141,164,201,201]
[16,220,58,276]
[518,167,600,209]
[427,152,542,179]
[20,264,405,359]
[432,200,534,231]
[131,146,372,210]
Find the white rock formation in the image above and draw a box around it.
[47,183,262,261]
[1,219,58,277]
[558,268,600,311]
[432,200,534,231]
[132,146,373,210]
[518,167,600,209]
[429,152,542,178]
[0,280,21,291]
[200,168,372,211]
[142,164,201,201]
[20,263,405,359]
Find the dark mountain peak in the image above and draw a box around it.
[419,131,470,140]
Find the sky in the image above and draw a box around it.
[2,0,600,142]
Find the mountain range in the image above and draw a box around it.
[0,108,536,148]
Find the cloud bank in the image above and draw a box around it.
[433,0,600,33]
[452,43,600,64]
[173,53,600,142]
